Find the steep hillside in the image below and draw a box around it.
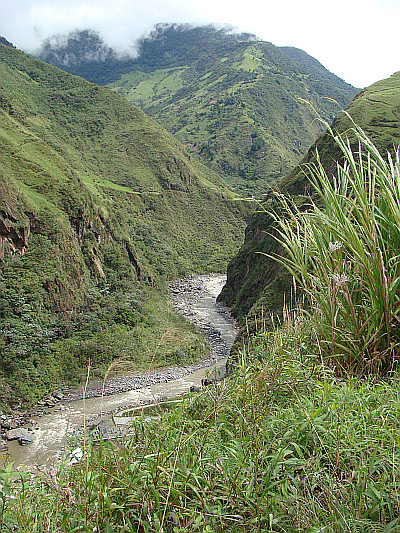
[218,71,400,345]
[109,25,358,195]
[0,43,251,408]
[280,46,353,92]
[36,25,358,195]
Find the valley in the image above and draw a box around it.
[0,41,250,410]
[1,22,400,531]
[0,26,358,411]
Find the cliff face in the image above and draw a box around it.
[0,210,29,259]
[0,177,31,260]
[219,70,400,344]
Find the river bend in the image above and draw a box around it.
[4,274,237,468]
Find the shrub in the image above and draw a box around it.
[270,115,400,375]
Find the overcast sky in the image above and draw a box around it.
[1,0,399,88]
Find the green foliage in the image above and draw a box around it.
[220,71,400,344]
[3,317,400,531]
[270,118,400,375]
[1,247,209,406]
[0,41,247,222]
[280,46,355,93]
[36,25,358,194]
[103,25,358,195]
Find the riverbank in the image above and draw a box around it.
[1,274,237,467]
[5,301,400,531]
[56,275,235,402]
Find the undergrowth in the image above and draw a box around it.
[2,317,399,532]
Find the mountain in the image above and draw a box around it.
[218,70,400,346]
[0,42,251,408]
[280,46,353,92]
[35,29,138,85]
[36,25,359,195]
[0,36,14,47]
[35,25,257,84]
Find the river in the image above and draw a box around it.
[4,274,237,469]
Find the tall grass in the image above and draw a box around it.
[3,317,400,531]
[270,116,400,375]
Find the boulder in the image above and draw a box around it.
[18,433,33,446]
[5,428,28,441]
[2,420,18,430]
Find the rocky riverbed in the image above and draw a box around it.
[41,275,234,402]
[0,274,237,465]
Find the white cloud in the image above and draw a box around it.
[1,0,204,51]
[0,0,398,87]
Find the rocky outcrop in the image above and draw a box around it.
[0,201,30,260]
[92,251,106,279]
[0,37,15,48]
[0,182,31,259]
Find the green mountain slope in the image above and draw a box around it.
[108,25,358,195]
[280,46,353,92]
[36,25,358,195]
[0,43,251,408]
[218,71,400,346]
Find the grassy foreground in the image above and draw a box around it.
[1,319,399,532]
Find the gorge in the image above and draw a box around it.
[1,20,400,531]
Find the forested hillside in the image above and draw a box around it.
[0,42,251,408]
[36,25,359,194]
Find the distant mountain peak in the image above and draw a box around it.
[144,22,259,43]
[37,29,120,66]
[0,36,15,48]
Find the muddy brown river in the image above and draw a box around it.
[5,275,237,468]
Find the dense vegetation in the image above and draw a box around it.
[219,71,400,349]
[271,117,400,375]
[4,106,400,533]
[36,25,358,195]
[0,43,251,409]
[109,25,358,195]
[3,271,400,530]
[1,32,399,533]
